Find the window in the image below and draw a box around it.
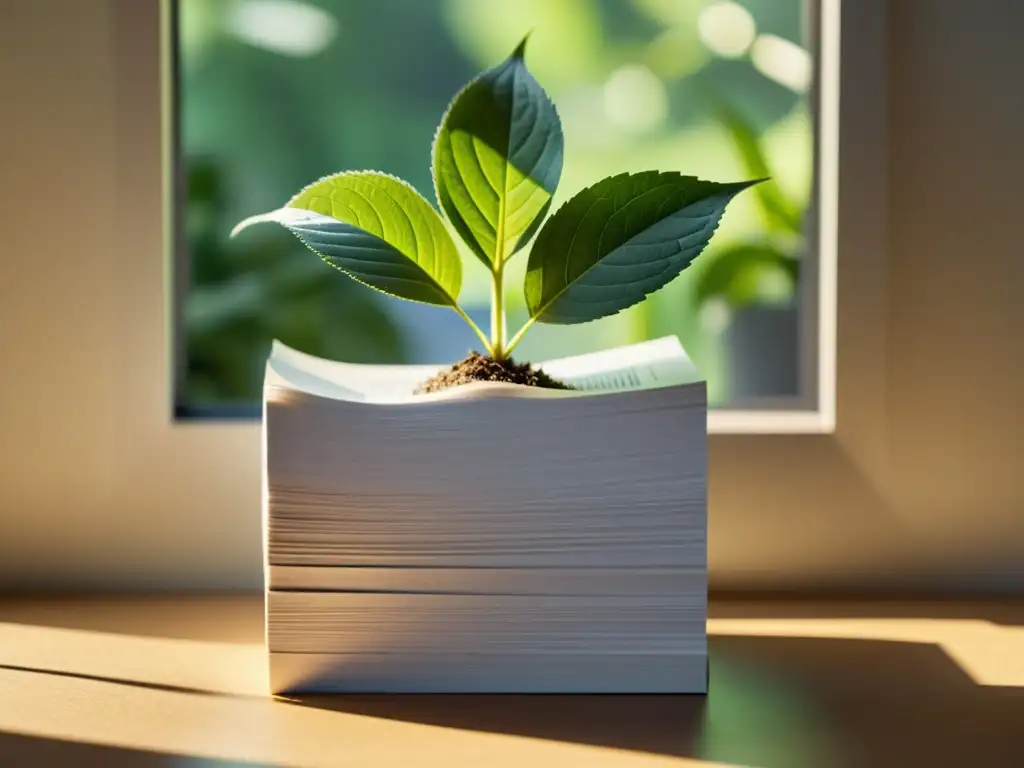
[173,0,833,419]
[0,0,886,587]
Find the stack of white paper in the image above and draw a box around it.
[263,337,708,693]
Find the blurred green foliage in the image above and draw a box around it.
[178,0,812,407]
[183,157,406,403]
[693,100,803,312]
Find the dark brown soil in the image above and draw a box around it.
[415,352,574,394]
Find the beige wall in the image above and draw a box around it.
[884,0,1022,589]
[0,0,1020,592]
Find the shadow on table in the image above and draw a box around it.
[287,634,1024,767]
[3,594,1023,767]
[288,692,708,757]
[0,732,259,768]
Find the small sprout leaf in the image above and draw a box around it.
[525,172,762,324]
[233,171,462,307]
[432,37,564,267]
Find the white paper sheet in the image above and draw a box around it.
[266,336,703,403]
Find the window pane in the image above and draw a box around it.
[176,0,814,410]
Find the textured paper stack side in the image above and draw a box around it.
[264,382,708,693]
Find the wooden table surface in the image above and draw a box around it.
[0,596,1022,767]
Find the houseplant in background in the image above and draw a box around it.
[233,38,759,694]
[694,102,804,401]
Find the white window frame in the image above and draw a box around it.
[103,0,887,588]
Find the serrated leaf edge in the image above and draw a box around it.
[527,172,763,324]
[232,169,463,308]
[430,35,559,267]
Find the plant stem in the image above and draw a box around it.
[490,261,507,359]
[490,190,509,360]
[453,304,493,355]
[503,315,537,358]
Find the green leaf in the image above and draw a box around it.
[231,171,462,307]
[694,243,799,308]
[525,172,761,324]
[432,36,564,268]
[711,101,803,236]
